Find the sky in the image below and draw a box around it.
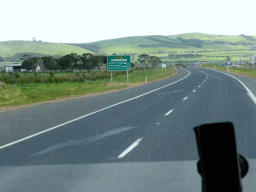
[1,0,256,44]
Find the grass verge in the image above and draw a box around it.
[199,64,256,79]
[0,66,178,112]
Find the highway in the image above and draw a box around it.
[1,66,256,192]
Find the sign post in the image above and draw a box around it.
[107,55,131,83]
[127,70,128,83]
[162,64,166,74]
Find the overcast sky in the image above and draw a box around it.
[1,0,255,43]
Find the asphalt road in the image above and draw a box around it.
[1,66,256,192]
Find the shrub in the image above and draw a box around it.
[3,77,11,84]
[62,77,69,82]
[78,76,84,82]
[83,74,90,80]
[91,76,96,81]
[10,77,16,84]
[28,76,35,83]
[49,78,55,83]
[35,77,42,83]
[91,71,96,76]
[49,72,55,78]
[8,72,14,77]
[76,72,80,76]
[14,72,22,79]
[0,84,6,89]
[1,70,6,76]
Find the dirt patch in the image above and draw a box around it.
[0,71,178,113]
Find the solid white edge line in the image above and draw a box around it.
[0,68,191,150]
[247,93,256,104]
[183,97,188,100]
[118,138,142,158]
[193,90,196,92]
[198,67,256,105]
[165,109,174,116]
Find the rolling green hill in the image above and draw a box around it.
[70,33,256,55]
[1,33,256,63]
[170,33,256,43]
[68,33,256,62]
[0,41,94,59]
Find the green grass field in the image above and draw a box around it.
[0,41,93,58]
[170,33,256,43]
[0,66,176,107]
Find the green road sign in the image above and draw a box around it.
[107,55,131,71]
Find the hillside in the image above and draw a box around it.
[70,33,256,55]
[0,41,94,60]
[1,33,256,63]
[69,33,256,63]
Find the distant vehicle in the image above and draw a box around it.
[233,64,236,67]
[183,65,186,67]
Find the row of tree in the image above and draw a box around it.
[21,53,108,73]
[20,53,162,72]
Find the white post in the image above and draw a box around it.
[214,65,215,69]
[111,71,112,83]
[227,67,229,72]
[127,70,129,83]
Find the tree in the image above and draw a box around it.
[148,56,162,69]
[21,55,41,72]
[42,56,57,72]
[54,65,62,72]
[95,55,106,72]
[22,57,33,71]
[102,55,107,69]
[27,57,42,72]
[34,57,43,72]
[81,53,96,73]
[77,60,84,72]
[137,54,150,68]
[68,53,79,71]
[20,54,31,62]
[58,55,74,72]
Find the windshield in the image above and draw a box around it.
[0,0,256,192]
